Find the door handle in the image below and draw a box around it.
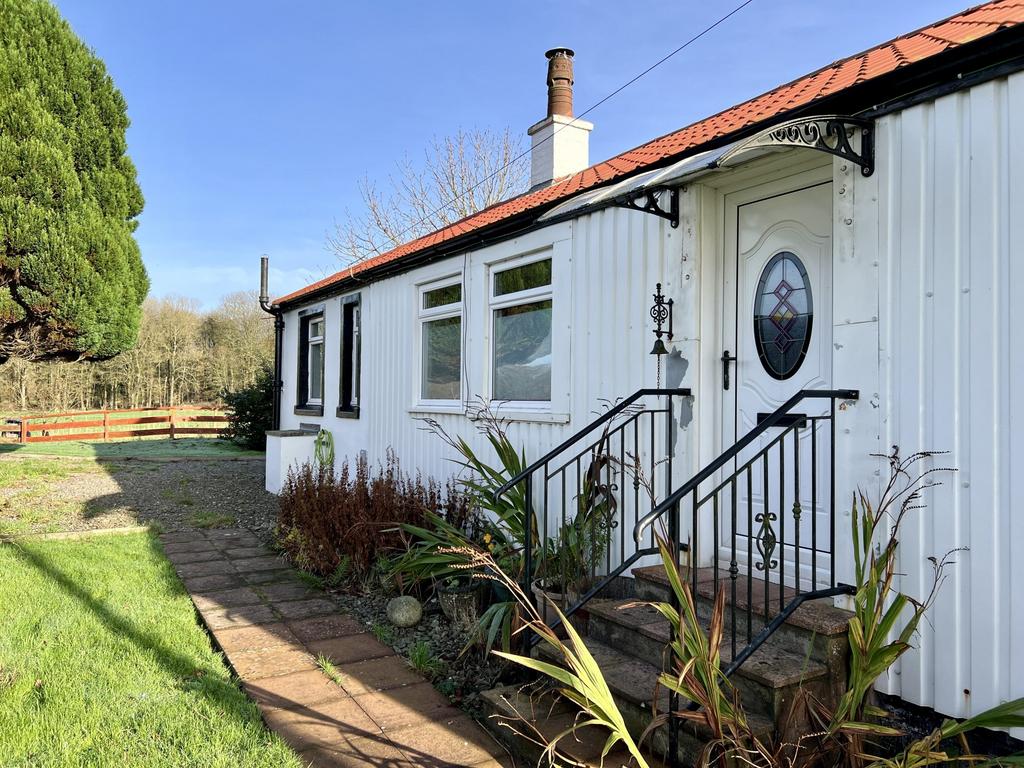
[722,350,736,390]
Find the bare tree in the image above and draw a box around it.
[328,127,529,266]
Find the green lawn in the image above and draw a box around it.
[0,437,261,459]
[0,459,101,536]
[0,532,302,767]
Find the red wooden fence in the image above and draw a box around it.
[13,406,230,444]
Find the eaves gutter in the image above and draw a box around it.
[280,24,1024,312]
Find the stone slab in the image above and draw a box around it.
[159,531,210,545]
[274,598,338,620]
[213,622,300,654]
[224,546,271,559]
[230,647,319,680]
[386,714,507,767]
[166,549,224,565]
[297,739,412,768]
[287,615,365,643]
[260,695,381,750]
[203,604,279,630]
[191,586,264,612]
[175,559,237,578]
[305,635,394,666]
[333,656,423,697]
[243,669,347,711]
[240,569,298,585]
[231,555,289,573]
[161,540,218,554]
[257,582,321,602]
[354,682,457,730]
[182,573,246,592]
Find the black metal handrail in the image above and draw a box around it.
[491,388,692,653]
[633,389,858,545]
[493,388,692,499]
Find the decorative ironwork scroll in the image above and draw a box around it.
[754,510,779,572]
[610,187,679,228]
[721,116,874,177]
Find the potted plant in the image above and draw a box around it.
[436,574,484,629]
[532,457,616,631]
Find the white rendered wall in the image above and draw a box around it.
[265,431,317,494]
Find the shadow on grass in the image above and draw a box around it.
[0,437,262,460]
[7,535,491,767]
[0,439,273,534]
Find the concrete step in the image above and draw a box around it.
[631,565,851,676]
[584,598,833,729]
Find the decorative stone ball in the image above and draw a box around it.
[386,595,422,628]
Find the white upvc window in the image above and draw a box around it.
[306,315,324,406]
[418,278,462,404]
[489,256,553,404]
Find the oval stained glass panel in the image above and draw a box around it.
[753,251,813,380]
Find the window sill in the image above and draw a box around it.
[485,409,570,425]
[335,406,360,420]
[294,406,323,417]
[408,404,464,416]
[405,405,570,424]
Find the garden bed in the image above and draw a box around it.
[329,588,506,718]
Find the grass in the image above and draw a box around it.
[0,532,302,767]
[407,640,445,678]
[0,459,102,536]
[295,570,325,589]
[315,653,344,686]
[0,457,94,487]
[370,622,394,645]
[187,511,235,529]
[0,437,261,459]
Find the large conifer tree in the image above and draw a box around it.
[0,0,147,363]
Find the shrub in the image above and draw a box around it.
[277,450,469,581]
[221,365,274,449]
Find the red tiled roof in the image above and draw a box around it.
[278,0,1024,305]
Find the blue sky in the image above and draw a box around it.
[54,0,968,309]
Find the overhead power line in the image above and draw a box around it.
[352,0,757,260]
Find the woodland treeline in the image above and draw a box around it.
[0,292,273,413]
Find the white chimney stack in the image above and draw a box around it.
[528,47,592,190]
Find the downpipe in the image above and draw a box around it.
[258,255,284,431]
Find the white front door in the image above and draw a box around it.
[720,180,833,590]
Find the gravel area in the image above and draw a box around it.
[331,590,507,717]
[0,455,278,538]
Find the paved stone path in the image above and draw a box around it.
[160,528,512,768]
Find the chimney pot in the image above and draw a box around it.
[527,47,592,190]
[545,47,575,118]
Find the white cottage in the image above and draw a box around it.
[263,1,1024,735]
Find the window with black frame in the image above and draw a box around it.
[296,310,325,414]
[338,295,361,417]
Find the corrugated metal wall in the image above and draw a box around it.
[867,71,1024,725]
[279,199,700,555]
[276,68,1024,728]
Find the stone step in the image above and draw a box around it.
[631,565,851,673]
[584,598,833,728]
[480,686,663,767]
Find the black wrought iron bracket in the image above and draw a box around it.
[721,115,875,177]
[610,186,679,228]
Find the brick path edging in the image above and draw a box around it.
[160,528,512,768]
